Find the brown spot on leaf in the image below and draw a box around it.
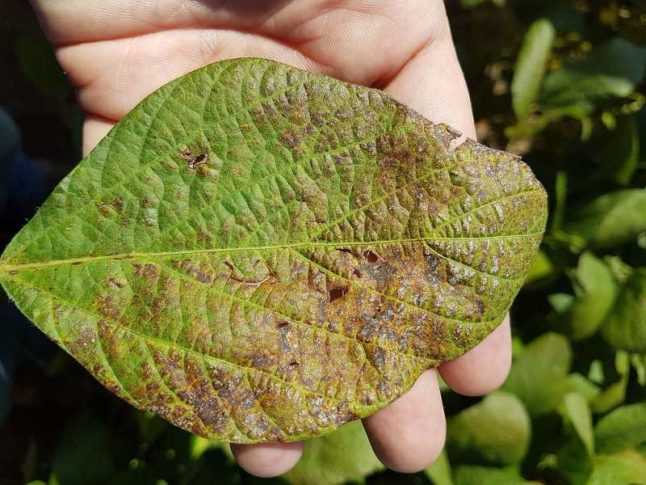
[329,286,348,303]
[363,250,379,263]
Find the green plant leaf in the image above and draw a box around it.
[446,392,531,465]
[548,252,618,340]
[556,393,595,485]
[425,451,454,485]
[0,58,547,442]
[591,352,631,414]
[502,333,572,415]
[595,403,646,454]
[561,392,595,456]
[599,115,640,185]
[601,269,646,353]
[588,449,646,485]
[540,39,646,113]
[512,19,556,119]
[453,465,538,485]
[282,420,382,485]
[566,189,646,249]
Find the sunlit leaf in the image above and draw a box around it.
[511,19,555,119]
[566,189,646,249]
[595,403,646,454]
[548,252,618,340]
[502,333,572,415]
[447,392,531,465]
[425,450,454,485]
[588,449,646,485]
[282,421,382,485]
[540,39,646,113]
[453,465,538,485]
[0,58,547,442]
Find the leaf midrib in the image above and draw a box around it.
[0,232,544,273]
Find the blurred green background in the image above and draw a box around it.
[0,0,644,484]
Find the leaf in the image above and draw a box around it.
[595,403,646,454]
[511,19,556,119]
[591,352,631,414]
[601,269,646,353]
[0,58,547,443]
[556,393,595,485]
[566,373,600,403]
[548,252,618,340]
[599,116,640,185]
[587,449,646,485]
[560,393,595,457]
[282,420,382,485]
[425,451,454,485]
[566,189,646,249]
[501,333,572,415]
[540,39,646,113]
[446,392,531,465]
[453,465,538,485]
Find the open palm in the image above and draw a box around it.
[32,0,512,477]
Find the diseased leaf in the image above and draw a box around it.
[0,58,547,442]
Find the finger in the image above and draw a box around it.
[83,115,115,155]
[362,370,445,473]
[439,316,512,396]
[230,442,303,478]
[384,28,475,138]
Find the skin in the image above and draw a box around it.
[31,0,513,477]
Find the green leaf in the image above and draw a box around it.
[282,421,383,485]
[502,333,572,415]
[453,465,538,485]
[560,393,595,456]
[595,403,646,454]
[566,189,646,249]
[599,116,640,185]
[0,58,547,442]
[512,19,556,119]
[425,451,454,485]
[548,252,618,340]
[566,373,600,403]
[446,392,531,465]
[556,393,595,485]
[540,39,646,112]
[591,352,631,414]
[601,269,646,353]
[588,450,646,485]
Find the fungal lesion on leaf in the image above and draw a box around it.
[178,140,210,170]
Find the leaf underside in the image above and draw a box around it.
[0,58,547,443]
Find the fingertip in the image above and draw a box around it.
[363,369,446,473]
[230,442,303,478]
[439,316,512,396]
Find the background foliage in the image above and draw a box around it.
[0,0,644,484]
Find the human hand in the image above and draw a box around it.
[31,0,512,476]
